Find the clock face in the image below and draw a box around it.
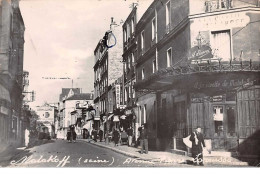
[45,112,50,118]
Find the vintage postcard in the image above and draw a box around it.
[0,0,259,168]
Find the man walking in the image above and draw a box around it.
[127,126,133,146]
[189,126,206,166]
[139,124,148,154]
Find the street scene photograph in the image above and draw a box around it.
[0,0,260,169]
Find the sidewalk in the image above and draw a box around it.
[78,139,249,167]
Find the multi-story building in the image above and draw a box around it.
[57,89,93,138]
[0,0,25,148]
[122,5,141,139]
[133,0,260,156]
[93,18,123,131]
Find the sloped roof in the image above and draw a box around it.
[66,93,94,101]
[59,88,81,101]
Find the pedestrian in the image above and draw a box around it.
[189,126,206,166]
[120,130,128,145]
[92,129,97,142]
[70,125,76,143]
[85,129,89,139]
[127,126,133,147]
[67,127,71,142]
[24,128,30,147]
[113,128,120,146]
[138,124,148,154]
[99,129,103,142]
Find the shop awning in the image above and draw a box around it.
[83,122,91,129]
[120,115,127,120]
[113,115,119,122]
[94,117,100,121]
[108,114,114,120]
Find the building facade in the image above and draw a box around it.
[133,0,260,156]
[93,18,123,131]
[0,0,25,148]
[122,5,140,139]
[57,90,93,138]
[35,103,57,138]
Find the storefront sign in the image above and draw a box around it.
[193,78,254,90]
[189,45,213,60]
[190,12,250,31]
[115,84,121,108]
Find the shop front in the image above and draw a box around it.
[135,62,260,153]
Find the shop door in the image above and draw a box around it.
[212,105,237,150]
[212,105,225,149]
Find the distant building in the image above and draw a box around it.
[57,90,93,139]
[0,0,25,147]
[59,88,81,102]
[35,103,57,138]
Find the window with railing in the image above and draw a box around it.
[167,48,172,67]
[141,31,144,55]
[166,1,171,34]
[205,0,233,12]
[141,68,145,80]
[152,17,156,44]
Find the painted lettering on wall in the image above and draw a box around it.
[194,78,254,90]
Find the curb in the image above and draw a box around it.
[78,139,159,162]
[78,139,249,166]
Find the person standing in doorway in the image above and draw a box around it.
[139,124,148,154]
[189,126,206,166]
[127,126,133,147]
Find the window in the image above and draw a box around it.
[128,86,131,99]
[152,18,156,41]
[127,23,130,40]
[153,48,158,73]
[124,88,128,102]
[141,31,144,53]
[153,60,157,73]
[211,30,231,61]
[213,106,224,134]
[132,84,135,98]
[127,56,131,69]
[141,68,145,80]
[167,48,172,67]
[166,1,171,27]
[143,105,147,124]
[123,28,127,43]
[131,53,135,64]
[131,17,135,34]
[124,62,127,73]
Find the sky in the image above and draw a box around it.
[19,0,153,107]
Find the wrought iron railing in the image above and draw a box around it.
[134,59,260,91]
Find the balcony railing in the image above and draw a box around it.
[205,0,233,12]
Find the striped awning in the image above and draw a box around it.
[113,115,119,122]
[108,114,114,120]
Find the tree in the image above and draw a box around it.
[29,110,39,130]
